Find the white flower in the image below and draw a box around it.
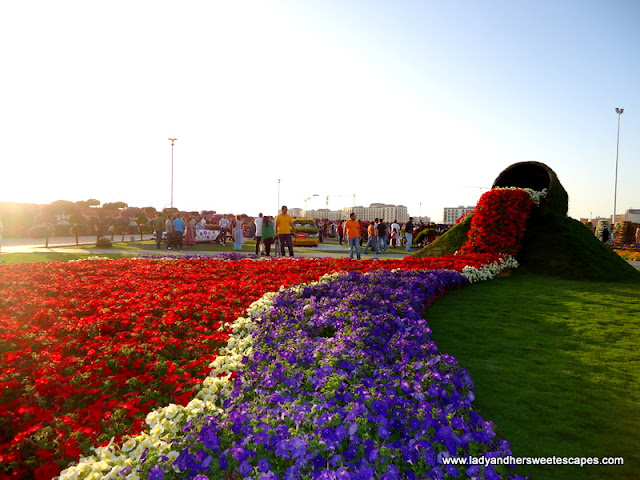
[162,403,181,420]
[120,438,137,453]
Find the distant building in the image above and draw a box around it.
[289,207,303,217]
[443,206,475,224]
[302,203,409,222]
[625,209,640,223]
[343,203,409,223]
[301,208,343,221]
[581,210,639,227]
[414,215,432,224]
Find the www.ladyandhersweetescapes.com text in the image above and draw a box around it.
[441,455,624,468]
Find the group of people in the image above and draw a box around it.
[153,213,196,250]
[150,207,298,257]
[231,212,278,256]
[339,215,416,260]
[150,210,422,260]
[226,206,298,257]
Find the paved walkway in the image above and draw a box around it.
[3,236,639,266]
[1,236,411,259]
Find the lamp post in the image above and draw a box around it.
[277,179,281,214]
[613,108,624,224]
[168,138,177,208]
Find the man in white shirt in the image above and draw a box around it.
[254,213,264,255]
[391,220,401,248]
[219,215,230,245]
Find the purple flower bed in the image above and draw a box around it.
[146,269,526,479]
[609,243,640,252]
[215,252,260,260]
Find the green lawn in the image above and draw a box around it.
[426,271,640,480]
[91,238,411,255]
[0,252,137,264]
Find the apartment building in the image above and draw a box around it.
[302,203,409,222]
[443,205,475,224]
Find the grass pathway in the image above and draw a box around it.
[425,271,640,480]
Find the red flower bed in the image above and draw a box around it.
[0,255,497,479]
[459,188,535,256]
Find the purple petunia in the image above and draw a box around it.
[148,467,163,480]
[144,268,525,480]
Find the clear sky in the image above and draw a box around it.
[1,0,638,222]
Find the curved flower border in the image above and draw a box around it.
[56,266,525,480]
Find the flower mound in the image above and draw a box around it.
[458,188,541,257]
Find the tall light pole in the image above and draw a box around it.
[277,179,281,214]
[613,108,624,224]
[168,138,177,208]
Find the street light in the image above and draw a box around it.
[168,138,177,208]
[613,108,624,224]
[277,179,281,214]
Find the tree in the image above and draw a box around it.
[142,206,158,217]
[70,223,91,245]
[103,202,128,211]
[29,225,53,248]
[68,214,87,226]
[120,207,143,220]
[0,202,39,237]
[43,200,81,216]
[135,213,150,240]
[113,218,129,242]
[35,212,57,226]
[69,214,89,245]
[88,214,109,243]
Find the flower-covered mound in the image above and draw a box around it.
[458,188,541,257]
[0,255,515,479]
[55,269,526,480]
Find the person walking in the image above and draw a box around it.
[404,217,415,252]
[345,212,362,260]
[153,212,165,249]
[261,215,276,256]
[377,219,388,252]
[337,222,344,245]
[275,205,296,257]
[233,215,245,250]
[165,215,174,249]
[172,215,186,250]
[363,221,380,254]
[184,216,196,248]
[254,213,264,255]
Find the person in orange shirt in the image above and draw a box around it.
[364,220,381,255]
[344,212,362,260]
[275,205,296,257]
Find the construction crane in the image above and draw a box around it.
[321,194,356,210]
[304,194,356,211]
